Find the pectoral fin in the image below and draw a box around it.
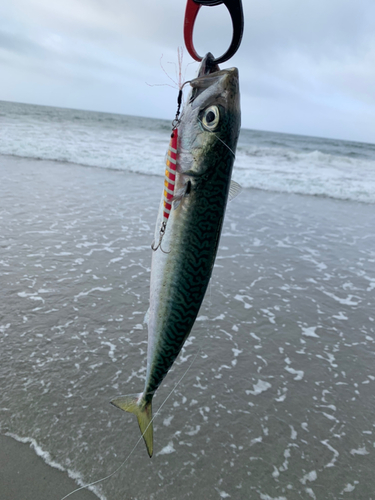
[172,181,192,210]
[228,180,242,201]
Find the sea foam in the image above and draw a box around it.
[1,100,375,204]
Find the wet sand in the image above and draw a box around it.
[1,155,375,499]
[0,434,98,500]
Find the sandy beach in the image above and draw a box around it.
[1,154,375,499]
[0,434,98,500]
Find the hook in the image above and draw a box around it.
[151,222,170,254]
[183,0,244,65]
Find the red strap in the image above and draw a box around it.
[183,0,202,62]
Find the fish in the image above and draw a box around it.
[111,53,241,457]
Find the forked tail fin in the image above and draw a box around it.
[110,393,153,457]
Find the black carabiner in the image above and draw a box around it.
[184,0,244,65]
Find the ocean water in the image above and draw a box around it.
[1,101,375,500]
[1,100,375,203]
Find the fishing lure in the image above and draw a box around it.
[163,130,178,226]
[151,77,186,252]
[151,128,178,252]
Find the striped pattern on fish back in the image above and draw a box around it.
[146,139,235,395]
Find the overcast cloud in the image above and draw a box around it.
[1,0,374,143]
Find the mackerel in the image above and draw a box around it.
[111,53,241,457]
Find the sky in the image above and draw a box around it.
[1,0,374,143]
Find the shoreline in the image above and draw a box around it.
[0,152,374,205]
[0,434,100,500]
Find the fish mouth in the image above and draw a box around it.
[188,54,239,107]
[197,52,220,77]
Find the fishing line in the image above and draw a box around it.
[62,61,228,500]
[60,347,201,500]
[197,117,236,158]
[146,48,194,99]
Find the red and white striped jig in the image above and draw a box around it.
[151,49,190,253]
[163,129,178,225]
[151,127,178,252]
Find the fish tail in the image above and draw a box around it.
[110,393,153,457]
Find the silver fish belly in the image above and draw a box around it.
[111,53,241,457]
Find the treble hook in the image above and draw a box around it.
[151,221,170,254]
[183,0,244,65]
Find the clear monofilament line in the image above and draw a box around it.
[60,348,201,500]
[197,117,236,158]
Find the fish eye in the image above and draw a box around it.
[201,105,220,131]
